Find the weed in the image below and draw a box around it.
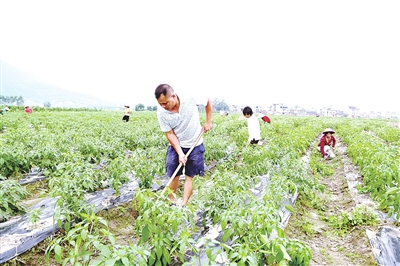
[300,218,317,236]
[320,248,333,264]
[28,208,42,225]
[326,205,379,235]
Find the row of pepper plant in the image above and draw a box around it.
[1,110,398,265]
[46,113,322,265]
[335,119,400,220]
[1,111,167,224]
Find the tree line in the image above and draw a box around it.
[1,96,229,112]
[0,96,24,106]
[135,99,229,112]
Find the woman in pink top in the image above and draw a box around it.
[318,128,336,159]
[24,106,33,114]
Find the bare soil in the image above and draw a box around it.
[97,200,140,246]
[285,141,379,266]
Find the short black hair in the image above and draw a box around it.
[155,84,173,99]
[242,106,253,116]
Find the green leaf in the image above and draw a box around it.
[285,204,295,212]
[64,222,70,232]
[222,229,231,242]
[99,244,111,257]
[163,247,170,264]
[62,257,70,266]
[279,244,291,261]
[172,221,178,233]
[90,260,102,266]
[148,254,156,266]
[104,258,117,266]
[54,244,62,257]
[260,235,270,245]
[206,248,212,259]
[122,257,130,266]
[156,244,162,259]
[98,217,109,227]
[55,253,62,264]
[276,250,283,262]
[278,260,288,266]
[142,225,150,243]
[109,234,116,246]
[221,218,228,230]
[93,240,100,249]
[386,187,399,195]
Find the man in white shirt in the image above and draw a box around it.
[155,84,212,206]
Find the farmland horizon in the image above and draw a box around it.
[1,59,398,116]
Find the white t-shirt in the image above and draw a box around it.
[157,94,208,148]
[247,115,261,141]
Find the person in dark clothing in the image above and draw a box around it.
[122,105,132,122]
[1,107,10,115]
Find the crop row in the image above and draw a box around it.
[336,119,400,219]
[1,111,399,265]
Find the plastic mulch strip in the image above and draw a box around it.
[367,226,400,265]
[0,175,157,264]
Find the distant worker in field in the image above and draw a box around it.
[318,128,336,159]
[219,110,229,116]
[261,115,271,124]
[155,84,212,207]
[1,107,10,115]
[24,106,33,114]
[122,105,132,122]
[243,106,261,145]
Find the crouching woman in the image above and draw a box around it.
[318,128,336,159]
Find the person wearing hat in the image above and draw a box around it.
[24,106,33,114]
[318,128,336,159]
[122,105,132,122]
[1,107,10,115]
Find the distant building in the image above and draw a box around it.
[349,106,358,117]
[272,103,288,114]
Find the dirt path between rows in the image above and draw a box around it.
[285,140,379,266]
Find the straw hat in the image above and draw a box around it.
[323,128,335,134]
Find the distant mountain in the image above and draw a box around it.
[0,61,119,108]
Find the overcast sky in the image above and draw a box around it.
[1,0,399,113]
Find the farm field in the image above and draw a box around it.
[0,110,399,266]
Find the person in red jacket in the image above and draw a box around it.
[261,115,271,124]
[318,128,336,159]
